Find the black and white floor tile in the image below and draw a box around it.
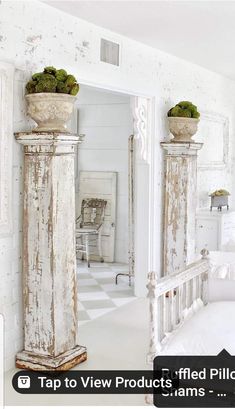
[77,261,136,325]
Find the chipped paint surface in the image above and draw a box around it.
[15,132,87,369]
[16,346,87,371]
[147,256,209,363]
[161,143,202,276]
[146,255,209,403]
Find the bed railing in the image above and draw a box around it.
[147,249,210,363]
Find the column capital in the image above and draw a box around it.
[161,141,203,156]
[15,131,84,145]
[14,131,84,155]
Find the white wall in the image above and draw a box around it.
[1,0,235,369]
[76,86,133,263]
[0,67,31,371]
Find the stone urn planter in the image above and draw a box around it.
[26,93,76,132]
[25,66,79,132]
[168,117,199,142]
[167,101,200,142]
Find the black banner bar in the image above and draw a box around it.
[12,370,178,395]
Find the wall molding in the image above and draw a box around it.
[132,96,151,163]
[0,62,14,236]
[197,111,229,170]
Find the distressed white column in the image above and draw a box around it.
[161,142,203,276]
[15,132,87,371]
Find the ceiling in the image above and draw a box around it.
[43,1,235,81]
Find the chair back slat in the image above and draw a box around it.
[80,198,107,228]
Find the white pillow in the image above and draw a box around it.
[210,263,230,279]
[208,278,235,302]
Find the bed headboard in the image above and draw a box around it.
[147,249,210,363]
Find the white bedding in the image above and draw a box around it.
[159,301,235,356]
[208,278,235,301]
[195,251,235,301]
[209,251,235,280]
[207,251,235,301]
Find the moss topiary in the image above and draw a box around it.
[55,69,68,82]
[70,83,80,96]
[65,74,76,86]
[44,66,57,75]
[56,81,70,94]
[32,72,44,81]
[35,76,57,93]
[210,189,230,197]
[25,80,37,94]
[168,101,200,119]
[26,66,79,96]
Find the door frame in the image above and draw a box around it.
[131,96,155,297]
[77,79,155,297]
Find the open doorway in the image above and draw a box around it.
[73,84,136,324]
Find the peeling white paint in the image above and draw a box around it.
[147,256,209,362]
[15,132,87,370]
[161,142,202,276]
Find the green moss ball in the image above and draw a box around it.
[70,83,79,96]
[55,69,68,82]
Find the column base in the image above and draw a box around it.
[16,345,87,371]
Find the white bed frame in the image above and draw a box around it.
[147,249,210,363]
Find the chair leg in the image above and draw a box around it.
[76,235,81,260]
[98,231,104,262]
[85,235,90,268]
[81,235,84,261]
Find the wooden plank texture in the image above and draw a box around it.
[15,132,87,370]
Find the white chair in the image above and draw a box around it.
[76,198,107,267]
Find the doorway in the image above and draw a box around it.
[73,84,136,324]
[71,82,152,302]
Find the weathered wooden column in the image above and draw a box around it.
[161,142,203,276]
[15,132,87,371]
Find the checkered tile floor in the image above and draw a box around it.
[77,261,135,325]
